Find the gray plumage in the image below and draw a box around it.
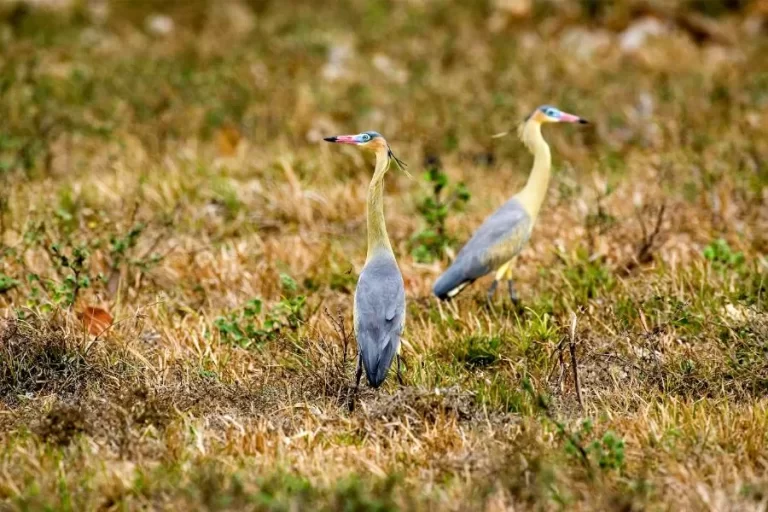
[433,197,532,300]
[354,252,406,387]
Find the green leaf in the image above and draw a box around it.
[280,272,298,292]
[0,274,19,293]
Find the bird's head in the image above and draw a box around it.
[324,130,386,150]
[495,105,589,142]
[528,105,588,125]
[324,131,407,171]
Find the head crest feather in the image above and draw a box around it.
[388,147,411,178]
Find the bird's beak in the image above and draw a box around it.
[558,112,589,124]
[323,134,359,145]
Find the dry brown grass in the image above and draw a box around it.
[1,0,767,510]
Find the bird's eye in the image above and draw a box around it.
[361,134,371,142]
[546,109,558,117]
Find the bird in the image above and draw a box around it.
[324,131,407,391]
[432,105,588,303]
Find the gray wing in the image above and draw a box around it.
[354,253,405,388]
[433,197,531,299]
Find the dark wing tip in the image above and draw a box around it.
[432,273,460,301]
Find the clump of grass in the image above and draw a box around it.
[362,386,477,427]
[475,375,533,414]
[287,309,354,404]
[0,318,96,405]
[456,335,502,369]
[553,247,616,307]
[34,402,87,446]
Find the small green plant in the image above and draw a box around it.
[589,430,626,471]
[214,298,265,347]
[46,243,92,307]
[0,273,19,294]
[12,213,169,311]
[265,296,306,332]
[523,379,625,474]
[703,238,745,269]
[558,420,626,472]
[14,237,95,310]
[562,419,594,463]
[279,272,298,293]
[215,274,307,348]
[109,223,144,270]
[410,159,470,263]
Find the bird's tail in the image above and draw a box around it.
[432,266,472,301]
[361,340,398,388]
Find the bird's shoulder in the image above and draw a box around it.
[461,198,531,252]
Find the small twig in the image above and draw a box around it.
[636,204,649,241]
[569,311,583,411]
[135,202,184,262]
[0,193,7,238]
[620,202,667,276]
[558,345,566,394]
[547,338,567,393]
[641,202,666,260]
[325,307,351,366]
[339,310,349,365]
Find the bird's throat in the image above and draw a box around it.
[516,121,552,221]
[366,149,393,261]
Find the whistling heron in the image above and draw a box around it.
[324,131,407,389]
[433,105,588,303]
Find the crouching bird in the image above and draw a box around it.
[432,105,588,303]
[324,131,407,391]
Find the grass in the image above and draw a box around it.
[1,0,767,509]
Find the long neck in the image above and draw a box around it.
[366,148,393,261]
[515,120,552,220]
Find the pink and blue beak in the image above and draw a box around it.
[324,134,365,145]
[557,111,588,124]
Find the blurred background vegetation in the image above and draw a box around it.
[1,0,766,177]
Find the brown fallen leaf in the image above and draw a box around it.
[78,306,113,336]
[216,124,242,157]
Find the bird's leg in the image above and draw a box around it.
[487,261,510,303]
[348,353,363,412]
[507,279,519,304]
[396,354,405,386]
[504,264,521,308]
[486,280,499,302]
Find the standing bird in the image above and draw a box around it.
[324,131,407,390]
[433,105,588,302]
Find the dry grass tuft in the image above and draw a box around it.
[0,317,98,405]
[33,402,88,446]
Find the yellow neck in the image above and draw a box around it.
[366,148,393,261]
[515,120,552,221]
